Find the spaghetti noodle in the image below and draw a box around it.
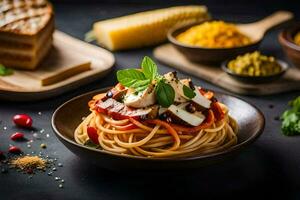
[74,95,238,157]
[74,57,238,158]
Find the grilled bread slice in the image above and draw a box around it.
[0,0,54,69]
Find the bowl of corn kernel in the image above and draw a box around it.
[221,51,288,83]
[279,23,300,69]
[168,20,258,64]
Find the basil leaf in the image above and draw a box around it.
[141,56,157,80]
[183,85,196,99]
[131,79,150,92]
[0,64,13,76]
[155,81,175,107]
[117,69,146,87]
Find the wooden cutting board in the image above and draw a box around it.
[0,31,115,101]
[154,44,300,95]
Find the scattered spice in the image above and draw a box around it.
[269,104,274,109]
[10,156,46,172]
[0,113,66,189]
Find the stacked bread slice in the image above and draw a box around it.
[0,0,54,70]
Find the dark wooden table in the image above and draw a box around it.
[0,2,300,199]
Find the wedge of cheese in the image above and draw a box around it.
[93,5,209,51]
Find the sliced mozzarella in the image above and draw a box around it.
[164,72,187,102]
[168,105,205,126]
[191,89,211,108]
[124,84,156,108]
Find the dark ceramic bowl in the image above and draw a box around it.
[279,23,300,69]
[52,88,265,171]
[221,59,289,84]
[167,22,259,64]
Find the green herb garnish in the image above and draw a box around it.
[183,85,196,99]
[117,56,196,107]
[281,96,300,136]
[117,69,146,86]
[155,80,175,107]
[141,56,157,80]
[0,64,13,76]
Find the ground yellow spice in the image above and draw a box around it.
[10,155,46,170]
[176,21,252,48]
[294,32,300,46]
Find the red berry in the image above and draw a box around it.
[87,127,99,144]
[10,132,25,141]
[13,114,32,128]
[8,146,22,154]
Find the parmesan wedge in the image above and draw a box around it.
[93,5,209,51]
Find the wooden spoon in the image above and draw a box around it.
[168,11,294,64]
[238,11,294,43]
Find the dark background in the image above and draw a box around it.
[1,0,300,199]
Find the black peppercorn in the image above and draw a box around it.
[106,91,113,98]
[159,113,168,120]
[186,103,196,113]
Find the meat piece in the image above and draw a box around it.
[95,98,157,120]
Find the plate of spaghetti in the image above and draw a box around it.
[52,56,265,170]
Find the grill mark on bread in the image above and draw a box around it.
[0,0,53,35]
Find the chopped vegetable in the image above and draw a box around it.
[0,64,13,76]
[281,96,300,136]
[228,51,282,76]
[87,127,99,144]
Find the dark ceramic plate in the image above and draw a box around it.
[221,59,289,84]
[167,22,259,64]
[52,88,265,170]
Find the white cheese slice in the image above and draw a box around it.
[124,85,156,108]
[191,89,211,108]
[168,105,205,126]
